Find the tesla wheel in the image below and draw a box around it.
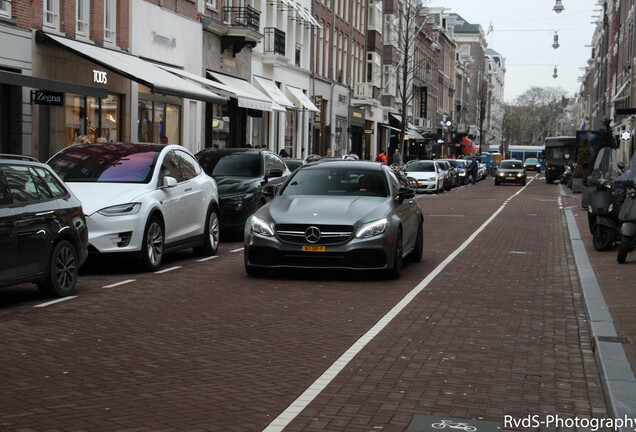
[388,231,404,279]
[37,240,78,297]
[617,235,632,263]
[593,225,614,251]
[409,219,424,263]
[194,206,220,256]
[140,216,164,271]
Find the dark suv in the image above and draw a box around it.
[0,155,88,297]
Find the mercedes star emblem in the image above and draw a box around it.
[304,226,321,244]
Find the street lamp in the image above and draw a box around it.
[553,65,558,79]
[553,0,564,14]
[552,32,559,49]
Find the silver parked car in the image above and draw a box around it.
[243,161,423,279]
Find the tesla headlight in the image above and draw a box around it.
[250,216,274,237]
[356,218,389,239]
[97,203,141,216]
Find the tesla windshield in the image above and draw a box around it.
[48,144,160,183]
[282,168,388,197]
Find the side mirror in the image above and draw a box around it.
[397,187,415,201]
[162,176,177,188]
[267,168,284,178]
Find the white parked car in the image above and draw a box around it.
[404,160,445,194]
[48,143,220,271]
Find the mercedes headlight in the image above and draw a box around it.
[356,218,389,239]
[250,216,274,237]
[97,203,141,216]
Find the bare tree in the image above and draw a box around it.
[394,0,428,154]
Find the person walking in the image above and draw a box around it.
[469,156,478,184]
[375,149,386,164]
[392,148,403,166]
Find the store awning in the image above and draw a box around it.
[207,71,274,112]
[390,113,417,129]
[253,76,294,109]
[286,86,319,112]
[407,128,425,141]
[39,32,225,104]
[0,70,108,99]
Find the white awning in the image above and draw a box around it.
[286,86,319,112]
[612,80,631,103]
[407,128,425,140]
[42,33,225,103]
[253,76,294,109]
[208,71,274,112]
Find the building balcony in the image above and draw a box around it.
[354,82,375,99]
[223,6,260,33]
[262,27,288,66]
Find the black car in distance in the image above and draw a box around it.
[495,159,527,186]
[0,154,88,297]
[196,148,291,234]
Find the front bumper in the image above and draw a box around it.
[244,230,394,271]
[496,173,526,184]
[85,212,147,254]
[414,180,438,193]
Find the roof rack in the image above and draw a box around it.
[0,154,40,162]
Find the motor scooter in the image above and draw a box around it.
[560,162,574,188]
[616,152,636,263]
[586,148,625,251]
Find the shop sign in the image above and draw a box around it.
[313,95,323,124]
[152,32,177,48]
[364,129,374,134]
[620,130,632,141]
[32,90,64,106]
[93,70,108,84]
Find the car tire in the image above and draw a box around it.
[495,179,500,185]
[140,215,164,272]
[409,220,424,263]
[617,235,631,263]
[37,240,79,297]
[194,206,220,256]
[388,231,404,279]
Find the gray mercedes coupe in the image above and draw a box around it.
[243,161,424,279]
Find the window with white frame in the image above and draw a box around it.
[76,0,90,36]
[206,0,217,9]
[367,52,381,87]
[104,0,116,43]
[0,0,11,18]
[383,14,396,46]
[43,0,60,29]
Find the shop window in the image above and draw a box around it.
[76,0,90,37]
[65,93,121,149]
[0,0,11,18]
[211,104,229,149]
[138,98,181,144]
[44,0,59,30]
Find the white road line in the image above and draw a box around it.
[230,247,244,253]
[34,296,77,308]
[154,266,182,274]
[196,256,219,262]
[262,183,530,432]
[102,279,136,289]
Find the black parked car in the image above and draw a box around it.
[195,148,291,233]
[0,154,88,297]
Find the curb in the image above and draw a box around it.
[562,186,636,428]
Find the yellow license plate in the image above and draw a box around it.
[506,177,516,180]
[302,245,326,252]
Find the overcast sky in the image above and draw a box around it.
[426,0,600,102]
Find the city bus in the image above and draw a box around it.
[544,136,578,183]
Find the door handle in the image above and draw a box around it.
[36,211,55,216]
[184,188,193,192]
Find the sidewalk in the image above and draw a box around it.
[560,184,636,423]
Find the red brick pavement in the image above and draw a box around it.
[0,175,609,432]
[282,175,608,431]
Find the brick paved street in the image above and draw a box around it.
[0,173,616,431]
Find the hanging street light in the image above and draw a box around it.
[553,0,564,14]
[552,32,560,49]
[553,65,558,79]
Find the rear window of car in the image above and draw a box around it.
[500,161,523,169]
[199,152,262,178]
[282,167,388,197]
[48,145,160,183]
[406,162,435,172]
